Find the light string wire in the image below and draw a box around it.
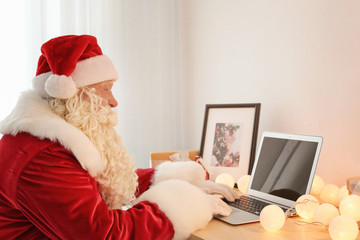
[284,199,329,230]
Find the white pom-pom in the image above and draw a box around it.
[32,72,52,98]
[45,74,77,99]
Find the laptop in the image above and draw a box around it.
[215,131,323,225]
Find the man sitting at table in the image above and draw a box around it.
[0,34,237,240]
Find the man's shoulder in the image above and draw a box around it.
[0,132,74,171]
[0,132,67,153]
[0,132,89,202]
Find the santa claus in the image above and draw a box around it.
[0,35,237,239]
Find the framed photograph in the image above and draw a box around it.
[199,104,261,182]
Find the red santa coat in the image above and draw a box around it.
[0,91,213,240]
[0,133,173,239]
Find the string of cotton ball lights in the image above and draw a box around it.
[259,195,360,239]
[218,173,360,240]
[215,173,251,194]
[285,199,328,228]
[269,175,360,240]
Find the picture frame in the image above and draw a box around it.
[199,103,261,182]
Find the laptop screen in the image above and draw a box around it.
[250,136,320,201]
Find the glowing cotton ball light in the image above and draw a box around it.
[260,205,285,232]
[338,185,349,203]
[311,175,325,196]
[295,194,319,219]
[215,173,235,188]
[320,184,339,206]
[329,215,359,240]
[339,195,360,222]
[237,175,251,194]
[313,203,339,225]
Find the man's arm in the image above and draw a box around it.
[135,168,155,197]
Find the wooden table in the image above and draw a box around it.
[190,217,360,240]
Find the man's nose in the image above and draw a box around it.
[109,93,118,108]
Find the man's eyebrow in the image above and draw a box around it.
[102,82,114,87]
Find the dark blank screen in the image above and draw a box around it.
[250,137,318,201]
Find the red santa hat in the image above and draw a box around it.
[32,35,118,99]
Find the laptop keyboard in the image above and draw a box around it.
[227,195,287,216]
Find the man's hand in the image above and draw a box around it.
[206,195,232,216]
[195,180,240,202]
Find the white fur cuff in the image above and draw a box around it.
[135,180,213,240]
[153,161,206,185]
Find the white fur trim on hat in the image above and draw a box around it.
[153,161,206,185]
[72,55,118,87]
[135,180,213,240]
[32,55,118,99]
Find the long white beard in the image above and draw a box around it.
[47,87,138,209]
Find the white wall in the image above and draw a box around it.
[0,1,31,121]
[178,0,360,186]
